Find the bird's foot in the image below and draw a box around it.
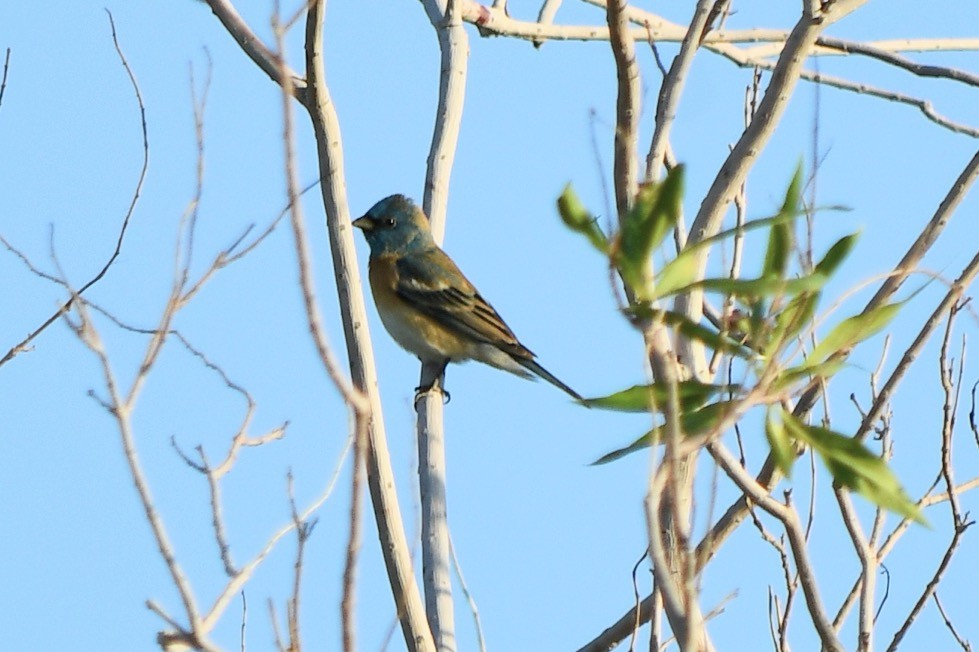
[413,382,451,406]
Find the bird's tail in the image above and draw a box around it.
[518,358,583,401]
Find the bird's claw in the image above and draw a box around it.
[413,384,451,406]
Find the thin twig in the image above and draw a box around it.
[200,445,238,575]
[644,0,713,182]
[449,533,487,652]
[834,486,874,651]
[76,300,207,646]
[747,500,795,650]
[286,472,312,652]
[0,12,146,369]
[653,593,734,652]
[708,441,844,652]
[341,413,367,652]
[790,66,979,138]
[854,151,979,439]
[273,13,369,652]
[181,53,213,282]
[832,473,979,629]
[629,548,649,651]
[815,36,979,87]
[199,441,351,634]
[675,4,858,386]
[933,593,973,652]
[240,592,247,652]
[885,304,975,651]
[270,599,286,652]
[0,48,10,110]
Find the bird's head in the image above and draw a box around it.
[352,195,434,255]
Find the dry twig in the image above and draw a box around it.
[0,12,144,369]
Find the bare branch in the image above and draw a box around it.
[272,14,372,651]
[574,589,659,652]
[644,466,715,652]
[584,0,979,138]
[75,300,207,646]
[644,0,713,182]
[199,444,351,634]
[415,0,472,648]
[420,0,470,240]
[834,487,875,651]
[415,375,456,652]
[708,442,844,652]
[885,509,973,650]
[814,36,979,88]
[200,445,239,576]
[605,0,639,218]
[776,63,978,138]
[794,147,979,426]
[885,305,975,651]
[533,0,564,47]
[855,249,979,443]
[300,2,435,649]
[0,12,145,369]
[200,0,307,102]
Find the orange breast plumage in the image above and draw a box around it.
[368,253,472,362]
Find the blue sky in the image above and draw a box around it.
[2,1,978,651]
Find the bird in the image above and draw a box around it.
[352,194,582,401]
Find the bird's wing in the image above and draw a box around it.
[394,248,533,358]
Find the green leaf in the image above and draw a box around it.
[667,169,814,264]
[592,430,659,464]
[652,249,700,299]
[689,211,798,254]
[557,184,609,253]
[813,233,858,278]
[644,170,848,300]
[770,291,820,352]
[781,411,925,523]
[615,166,685,300]
[582,381,736,412]
[774,357,847,391]
[592,400,739,464]
[804,301,905,370]
[625,306,756,359]
[762,212,794,279]
[747,297,769,350]
[684,274,828,299]
[780,164,804,217]
[765,408,796,476]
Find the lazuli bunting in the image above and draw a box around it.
[353,195,582,400]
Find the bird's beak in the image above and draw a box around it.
[352,216,374,231]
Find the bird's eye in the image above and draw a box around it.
[382,217,396,228]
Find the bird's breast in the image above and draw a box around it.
[368,254,472,362]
